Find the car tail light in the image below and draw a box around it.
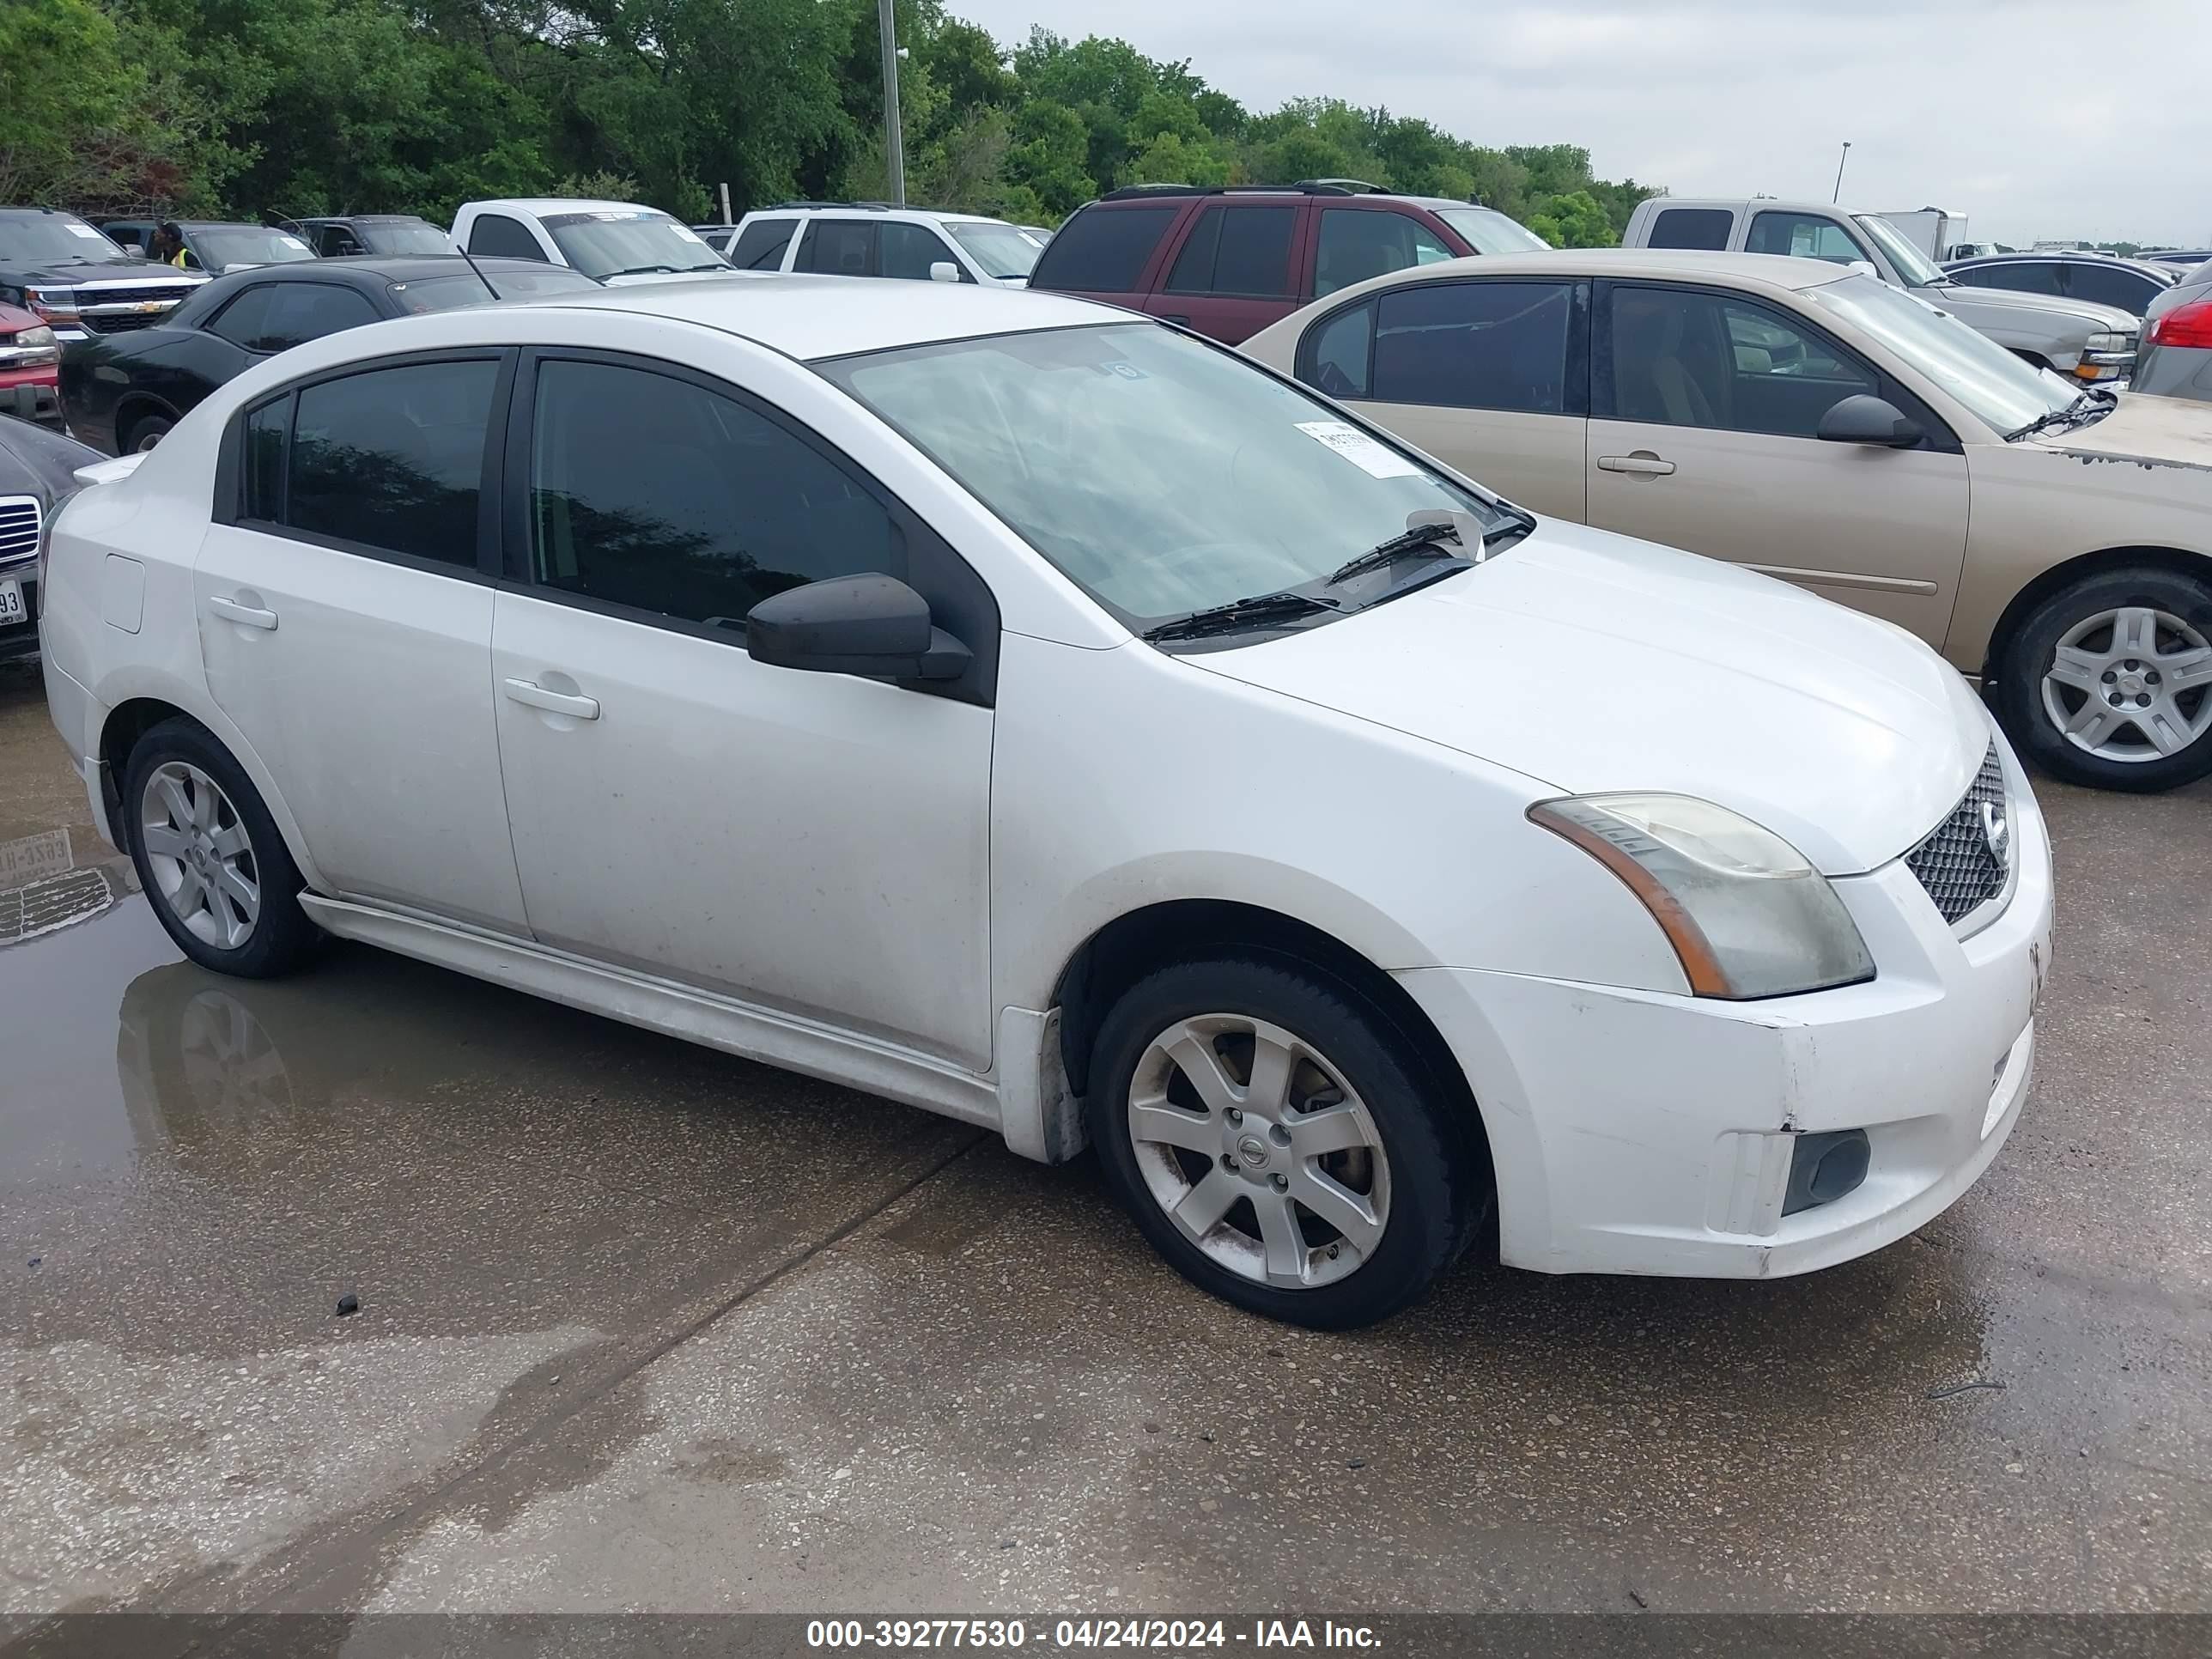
[2148,298,2212,349]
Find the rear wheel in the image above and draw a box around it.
[1086,954,1482,1329]
[1995,565,2212,792]
[120,411,173,453]
[122,718,323,976]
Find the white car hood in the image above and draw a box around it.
[1188,520,1989,875]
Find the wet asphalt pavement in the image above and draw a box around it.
[2,659,2209,1620]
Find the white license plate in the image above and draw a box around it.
[0,579,23,626]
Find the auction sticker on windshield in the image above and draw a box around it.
[1296,420,1421,480]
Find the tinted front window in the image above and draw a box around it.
[1956,261,2061,295]
[728,217,798,270]
[1029,206,1178,293]
[543,210,724,278]
[2065,263,2158,314]
[1316,209,1455,298]
[821,323,1510,631]
[1747,212,1868,264]
[314,224,367,256]
[287,360,497,565]
[1609,286,1874,438]
[398,268,601,312]
[467,215,544,261]
[798,219,874,276]
[881,221,955,280]
[1372,282,1574,413]
[214,283,381,353]
[528,360,899,625]
[1645,208,1734,251]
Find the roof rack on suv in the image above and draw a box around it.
[1096,182,1366,202]
[1292,178,1384,193]
[766,200,893,212]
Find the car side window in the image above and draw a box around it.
[728,216,797,270]
[272,359,499,566]
[2064,263,2156,313]
[208,286,280,352]
[881,221,958,281]
[1315,209,1455,298]
[1646,208,1735,251]
[252,283,382,354]
[797,219,874,276]
[1745,211,1869,264]
[1165,206,1295,297]
[468,214,544,261]
[316,225,365,257]
[1965,261,2060,295]
[1607,286,1876,438]
[1304,301,1375,398]
[525,358,902,629]
[1370,281,1577,414]
[1028,205,1177,292]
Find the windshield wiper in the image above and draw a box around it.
[1141,590,1340,643]
[2008,386,2117,442]
[603,263,678,278]
[1327,518,1472,586]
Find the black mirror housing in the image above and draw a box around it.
[1818,393,1922,447]
[746,574,970,682]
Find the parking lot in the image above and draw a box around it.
[2,658,2209,1620]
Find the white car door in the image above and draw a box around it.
[1302,276,1589,521]
[1586,281,1969,643]
[487,350,995,1069]
[195,351,530,932]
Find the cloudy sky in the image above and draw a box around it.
[956,0,2212,248]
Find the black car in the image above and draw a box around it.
[60,256,599,454]
[100,219,321,276]
[0,416,102,664]
[294,216,459,258]
[1941,252,2178,318]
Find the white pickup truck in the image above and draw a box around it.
[1624,198,2137,384]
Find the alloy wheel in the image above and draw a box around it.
[140,760,261,950]
[1125,1013,1391,1290]
[2041,605,2212,763]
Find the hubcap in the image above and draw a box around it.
[2041,605,2212,763]
[139,761,260,950]
[1126,1013,1390,1290]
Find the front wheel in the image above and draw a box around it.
[1994,565,2212,792]
[1086,955,1484,1329]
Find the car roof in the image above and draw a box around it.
[514,272,1123,360]
[744,204,1006,226]
[1304,247,1859,296]
[1946,251,2172,275]
[302,214,433,225]
[201,256,554,287]
[464,198,666,216]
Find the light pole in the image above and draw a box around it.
[878,0,905,206]
[1832,141,1851,204]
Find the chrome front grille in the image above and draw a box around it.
[0,495,39,568]
[1904,744,2008,926]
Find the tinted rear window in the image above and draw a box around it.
[1646,208,1735,251]
[1030,206,1179,294]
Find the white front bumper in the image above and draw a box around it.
[1397,753,2055,1279]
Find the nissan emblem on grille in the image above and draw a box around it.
[1904,744,2009,926]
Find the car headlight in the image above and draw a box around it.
[1528,794,1875,1000]
[15,324,56,349]
[2086,330,2126,351]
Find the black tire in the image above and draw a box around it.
[121,717,323,977]
[121,411,173,454]
[1992,564,2212,793]
[1086,953,1486,1330]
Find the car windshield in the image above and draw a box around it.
[194,226,317,270]
[947,222,1041,279]
[362,220,458,256]
[1435,207,1550,255]
[543,210,725,278]
[818,322,1513,634]
[0,215,131,267]
[394,267,604,312]
[1808,273,2075,434]
[1852,214,1945,287]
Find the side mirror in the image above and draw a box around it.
[1818,393,1922,448]
[928,261,961,283]
[746,574,970,682]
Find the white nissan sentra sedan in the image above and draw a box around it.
[36,278,2052,1328]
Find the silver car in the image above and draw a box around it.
[2131,264,2212,403]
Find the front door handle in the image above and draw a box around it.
[1597,452,1677,477]
[208,594,278,630]
[503,678,600,720]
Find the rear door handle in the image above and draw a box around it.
[502,677,600,720]
[1597,453,1677,477]
[208,594,278,629]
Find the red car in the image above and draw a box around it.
[1,300,63,429]
[1027,181,1549,345]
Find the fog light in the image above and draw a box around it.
[1782,1128,1870,1216]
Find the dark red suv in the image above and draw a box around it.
[1028,182,1548,344]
